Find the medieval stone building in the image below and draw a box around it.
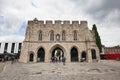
[19,18,100,63]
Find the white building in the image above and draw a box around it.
[0,42,22,54]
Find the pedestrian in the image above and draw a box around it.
[59,56,61,62]
[62,56,66,65]
[55,56,58,62]
[11,56,15,64]
[51,57,54,62]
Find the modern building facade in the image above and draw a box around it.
[0,42,22,54]
[19,18,100,63]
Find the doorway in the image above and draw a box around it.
[37,48,45,62]
[70,47,78,62]
[29,53,34,62]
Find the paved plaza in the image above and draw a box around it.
[0,60,120,80]
[0,62,9,72]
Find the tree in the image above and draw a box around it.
[56,49,61,56]
[92,24,102,53]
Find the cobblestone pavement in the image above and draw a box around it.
[0,60,120,80]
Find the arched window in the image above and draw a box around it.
[38,31,42,41]
[73,31,77,40]
[62,31,66,41]
[50,31,54,41]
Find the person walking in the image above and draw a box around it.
[51,57,54,62]
[62,56,66,65]
[59,56,61,62]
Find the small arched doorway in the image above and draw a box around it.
[37,48,45,62]
[70,47,78,62]
[81,51,87,62]
[91,49,96,59]
[29,53,34,62]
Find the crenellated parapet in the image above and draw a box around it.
[28,18,88,27]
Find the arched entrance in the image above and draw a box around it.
[37,48,45,62]
[81,51,86,62]
[91,49,96,59]
[52,47,64,57]
[70,47,78,62]
[50,44,66,62]
[29,53,34,62]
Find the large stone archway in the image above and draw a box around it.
[52,47,64,57]
[70,47,79,62]
[37,47,45,62]
[49,44,66,61]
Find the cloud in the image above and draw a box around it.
[0,34,24,42]
[0,0,120,47]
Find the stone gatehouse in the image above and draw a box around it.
[19,18,100,63]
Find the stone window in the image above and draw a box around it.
[50,31,54,41]
[62,31,66,41]
[73,31,77,41]
[38,31,42,41]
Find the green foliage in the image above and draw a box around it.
[114,45,120,48]
[56,49,61,56]
[92,24,102,53]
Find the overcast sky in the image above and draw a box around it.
[0,0,120,47]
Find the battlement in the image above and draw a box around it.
[80,21,87,25]
[55,20,61,24]
[46,20,52,24]
[28,18,87,26]
[63,21,70,25]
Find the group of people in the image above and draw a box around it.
[0,55,17,64]
[51,56,66,65]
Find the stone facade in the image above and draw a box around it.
[19,18,100,63]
